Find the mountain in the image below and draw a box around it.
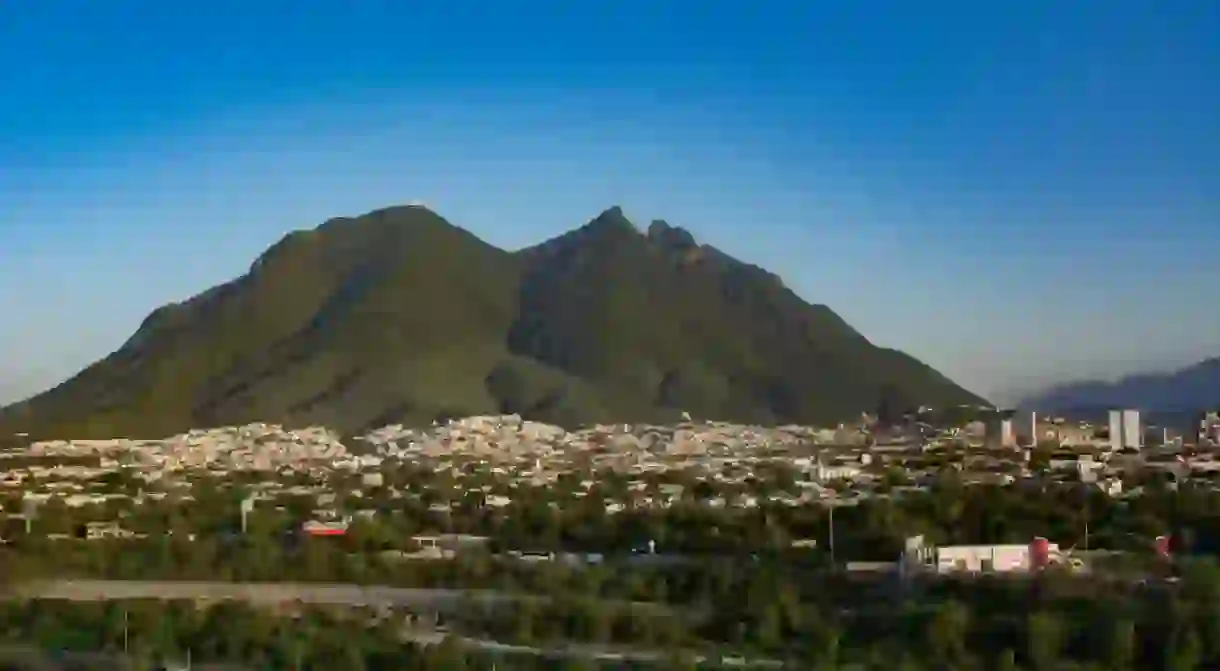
[0,205,986,439]
[1019,357,1220,413]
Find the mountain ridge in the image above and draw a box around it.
[0,204,986,439]
[1019,356,1220,412]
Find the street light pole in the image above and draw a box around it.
[829,504,836,568]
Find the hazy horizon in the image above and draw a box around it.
[3,1,1217,408]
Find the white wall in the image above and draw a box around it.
[934,545,1031,573]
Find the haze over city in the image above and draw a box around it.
[2,1,1217,407]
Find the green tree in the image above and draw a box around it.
[1026,612,1065,671]
[427,636,468,670]
[926,599,970,667]
[1166,626,1201,671]
[1106,619,1136,669]
[995,648,1021,671]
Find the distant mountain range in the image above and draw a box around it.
[0,205,985,439]
[1019,357,1220,413]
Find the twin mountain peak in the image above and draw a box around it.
[0,204,985,439]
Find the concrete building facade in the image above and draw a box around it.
[902,536,1077,574]
[1109,409,1143,451]
[984,410,1017,449]
[1197,411,1220,445]
[1013,410,1038,447]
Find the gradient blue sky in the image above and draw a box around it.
[2,1,1217,406]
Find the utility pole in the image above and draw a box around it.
[828,504,836,569]
[1082,484,1090,552]
[21,497,39,536]
[122,608,129,654]
[241,495,255,534]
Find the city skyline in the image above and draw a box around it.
[2,1,1218,406]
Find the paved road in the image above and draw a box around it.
[13,579,679,616]
[17,580,541,610]
[443,635,784,668]
[11,581,778,667]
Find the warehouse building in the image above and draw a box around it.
[902,535,1081,574]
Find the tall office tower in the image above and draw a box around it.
[983,413,1002,449]
[1110,409,1143,450]
[1122,409,1143,449]
[1198,410,1220,445]
[1109,410,1124,451]
[1014,410,1038,446]
[983,410,1017,448]
[999,418,1015,447]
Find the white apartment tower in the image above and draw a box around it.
[1109,409,1143,451]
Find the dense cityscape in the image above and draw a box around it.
[2,404,1220,668]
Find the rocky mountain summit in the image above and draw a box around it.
[1,205,984,440]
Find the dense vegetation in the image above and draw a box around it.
[4,475,1220,668]
[0,598,582,670]
[8,570,1220,670]
[0,205,982,439]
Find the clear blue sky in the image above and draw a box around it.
[2,1,1217,406]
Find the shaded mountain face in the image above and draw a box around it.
[0,205,986,439]
[1020,357,1220,412]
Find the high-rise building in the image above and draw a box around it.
[1123,409,1142,449]
[1014,410,1038,447]
[1109,409,1143,450]
[985,410,1017,448]
[1197,410,1220,445]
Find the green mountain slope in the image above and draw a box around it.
[0,205,985,439]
